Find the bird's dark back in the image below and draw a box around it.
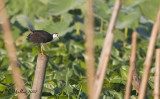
[27,30,53,43]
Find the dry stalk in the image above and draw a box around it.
[0,0,27,99]
[30,54,49,99]
[93,0,121,99]
[138,8,160,99]
[154,49,160,99]
[84,0,95,98]
[124,32,137,99]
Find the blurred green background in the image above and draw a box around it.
[0,0,160,98]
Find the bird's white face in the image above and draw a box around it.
[53,33,59,39]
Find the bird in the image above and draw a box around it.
[27,30,59,55]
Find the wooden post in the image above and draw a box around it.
[124,32,137,99]
[154,49,160,99]
[93,0,121,99]
[85,0,95,99]
[30,54,49,99]
[0,0,27,99]
[138,8,160,99]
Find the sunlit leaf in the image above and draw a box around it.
[109,90,123,99]
[120,65,129,81]
[110,73,122,83]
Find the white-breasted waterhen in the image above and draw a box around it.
[27,30,59,55]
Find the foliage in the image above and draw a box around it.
[0,0,159,98]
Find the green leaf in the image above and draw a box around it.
[110,73,122,83]
[116,10,140,29]
[95,0,112,20]
[120,65,129,81]
[2,74,13,85]
[47,0,84,16]
[44,21,69,35]
[94,32,104,48]
[34,19,52,30]
[65,84,73,93]
[62,13,73,24]
[109,90,123,99]
[16,15,33,29]
[73,65,85,76]
[122,0,143,7]
[81,81,87,93]
[34,19,70,36]
[138,0,160,21]
[0,84,7,91]
[12,26,21,41]
[32,47,39,56]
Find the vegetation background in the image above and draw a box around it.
[0,0,160,98]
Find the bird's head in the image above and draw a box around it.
[53,33,59,39]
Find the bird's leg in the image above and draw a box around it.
[41,43,44,55]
